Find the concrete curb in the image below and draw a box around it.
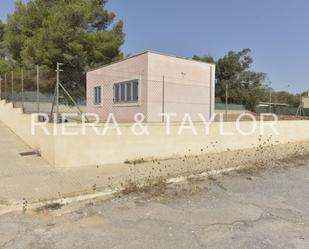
[0,189,118,216]
[0,165,247,216]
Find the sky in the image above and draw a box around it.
[1,0,309,93]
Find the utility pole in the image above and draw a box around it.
[56,63,63,122]
[225,82,228,121]
[296,93,305,117]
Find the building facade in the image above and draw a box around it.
[86,51,215,122]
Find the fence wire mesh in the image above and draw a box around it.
[1,65,306,123]
[0,65,86,122]
[256,106,309,116]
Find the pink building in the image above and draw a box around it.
[86,51,215,122]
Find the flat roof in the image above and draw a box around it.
[88,50,215,73]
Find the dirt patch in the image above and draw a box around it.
[118,142,309,202]
[36,202,64,213]
[235,163,266,176]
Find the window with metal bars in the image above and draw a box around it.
[113,80,139,103]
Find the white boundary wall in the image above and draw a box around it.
[1,100,309,168]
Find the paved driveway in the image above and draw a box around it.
[1,118,309,208]
[0,162,309,248]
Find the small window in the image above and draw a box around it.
[113,80,139,103]
[94,86,101,105]
[114,84,120,102]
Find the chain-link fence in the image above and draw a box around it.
[0,65,86,122]
[256,105,309,116]
[1,65,306,123]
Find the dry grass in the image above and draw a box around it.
[124,158,147,165]
[121,179,139,195]
[121,145,309,199]
[235,164,266,176]
[121,177,167,197]
[110,141,309,203]
[35,202,64,212]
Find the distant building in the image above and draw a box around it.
[257,102,290,108]
[86,51,215,122]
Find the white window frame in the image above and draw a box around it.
[93,85,102,107]
[113,78,141,107]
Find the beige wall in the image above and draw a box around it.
[2,100,309,168]
[86,52,215,122]
[147,52,215,122]
[0,101,55,165]
[52,120,309,167]
[86,53,148,122]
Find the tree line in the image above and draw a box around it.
[0,0,124,94]
[193,49,300,111]
[0,0,302,111]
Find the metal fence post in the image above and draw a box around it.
[4,73,7,102]
[11,71,14,104]
[36,65,40,113]
[0,76,2,100]
[225,82,228,121]
[162,75,165,122]
[56,64,59,120]
[269,90,272,113]
[21,68,24,110]
[56,63,63,121]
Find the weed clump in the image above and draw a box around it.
[36,202,64,212]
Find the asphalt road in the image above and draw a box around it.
[1,162,309,249]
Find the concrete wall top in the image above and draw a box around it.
[2,100,309,168]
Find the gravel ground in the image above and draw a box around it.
[1,162,309,249]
